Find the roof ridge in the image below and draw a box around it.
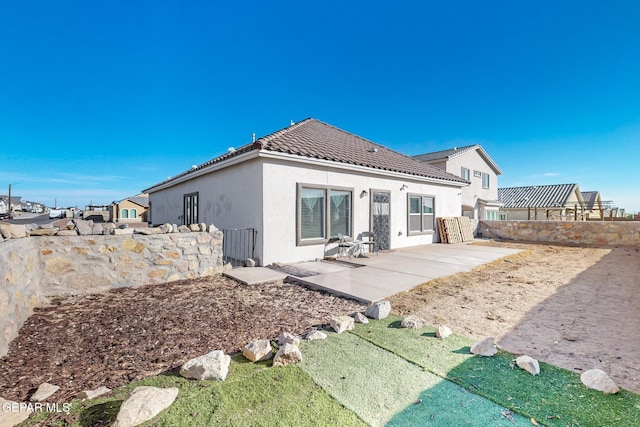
[256,118,312,147]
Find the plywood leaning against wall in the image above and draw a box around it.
[437,217,474,244]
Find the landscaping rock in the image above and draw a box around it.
[470,337,497,356]
[273,343,302,366]
[77,386,112,400]
[0,397,33,426]
[113,386,179,427]
[56,229,78,236]
[208,224,219,233]
[160,223,173,233]
[10,224,27,239]
[436,325,452,339]
[352,312,369,324]
[0,223,11,239]
[112,228,134,235]
[199,223,207,232]
[401,315,426,329]
[516,355,540,375]
[30,383,59,402]
[305,330,328,340]
[365,300,391,320]
[188,224,200,232]
[171,224,179,233]
[180,350,231,381]
[330,316,355,334]
[73,219,94,236]
[580,369,620,394]
[242,339,273,362]
[178,225,190,233]
[29,228,58,236]
[245,258,256,267]
[92,223,105,235]
[278,331,301,347]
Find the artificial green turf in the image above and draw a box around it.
[22,354,366,427]
[350,315,640,427]
[299,331,530,426]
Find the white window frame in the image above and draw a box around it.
[482,173,490,189]
[461,167,470,181]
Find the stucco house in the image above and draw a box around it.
[110,194,149,223]
[498,183,586,220]
[581,191,604,220]
[144,119,468,265]
[413,144,503,220]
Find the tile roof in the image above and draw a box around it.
[412,144,480,162]
[413,144,503,175]
[146,119,468,191]
[498,184,581,209]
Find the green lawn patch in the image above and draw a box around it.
[23,354,365,427]
[350,315,640,426]
[299,331,529,426]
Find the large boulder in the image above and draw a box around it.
[73,219,94,236]
[365,300,391,320]
[113,386,179,427]
[580,369,620,394]
[470,337,497,356]
[273,343,302,366]
[242,339,273,362]
[0,223,11,239]
[10,224,27,239]
[180,350,231,381]
[330,316,355,334]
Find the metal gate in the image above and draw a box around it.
[222,228,257,267]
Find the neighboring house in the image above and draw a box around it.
[413,144,502,220]
[21,200,45,213]
[110,194,149,223]
[581,191,604,220]
[0,196,22,214]
[144,119,468,265]
[498,184,586,220]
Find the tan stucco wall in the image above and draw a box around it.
[479,220,640,246]
[116,200,148,222]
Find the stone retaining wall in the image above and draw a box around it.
[0,225,224,357]
[478,220,640,246]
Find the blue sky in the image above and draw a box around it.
[1,1,639,212]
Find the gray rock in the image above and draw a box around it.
[208,224,219,233]
[0,223,11,239]
[470,337,497,356]
[245,258,256,267]
[73,219,94,236]
[436,325,452,339]
[178,225,190,233]
[113,386,179,427]
[515,355,540,375]
[273,343,302,366]
[92,223,105,235]
[134,228,155,235]
[401,315,426,329]
[330,316,355,334]
[77,386,112,400]
[242,339,273,362]
[580,369,620,394]
[365,300,391,320]
[0,233,3,243]
[199,223,207,232]
[278,331,301,347]
[118,223,129,229]
[0,397,33,425]
[103,222,117,231]
[352,312,369,324]
[305,330,328,341]
[30,383,60,402]
[180,350,231,381]
[112,228,134,235]
[56,229,78,236]
[160,223,173,233]
[172,224,179,233]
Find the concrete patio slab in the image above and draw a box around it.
[289,242,520,303]
[224,267,287,285]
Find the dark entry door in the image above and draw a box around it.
[371,191,390,250]
[183,192,198,225]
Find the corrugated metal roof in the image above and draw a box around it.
[580,191,600,210]
[145,119,468,191]
[498,184,580,208]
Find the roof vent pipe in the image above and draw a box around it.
[252,133,256,143]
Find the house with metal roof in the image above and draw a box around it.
[413,144,502,220]
[581,191,604,220]
[144,119,468,265]
[498,184,586,220]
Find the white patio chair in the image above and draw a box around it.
[360,231,378,256]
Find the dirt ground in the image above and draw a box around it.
[390,241,640,394]
[0,277,364,402]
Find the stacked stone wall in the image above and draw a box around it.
[479,220,640,246]
[0,225,224,357]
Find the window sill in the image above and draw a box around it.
[407,230,435,236]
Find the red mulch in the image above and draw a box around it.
[0,276,364,402]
